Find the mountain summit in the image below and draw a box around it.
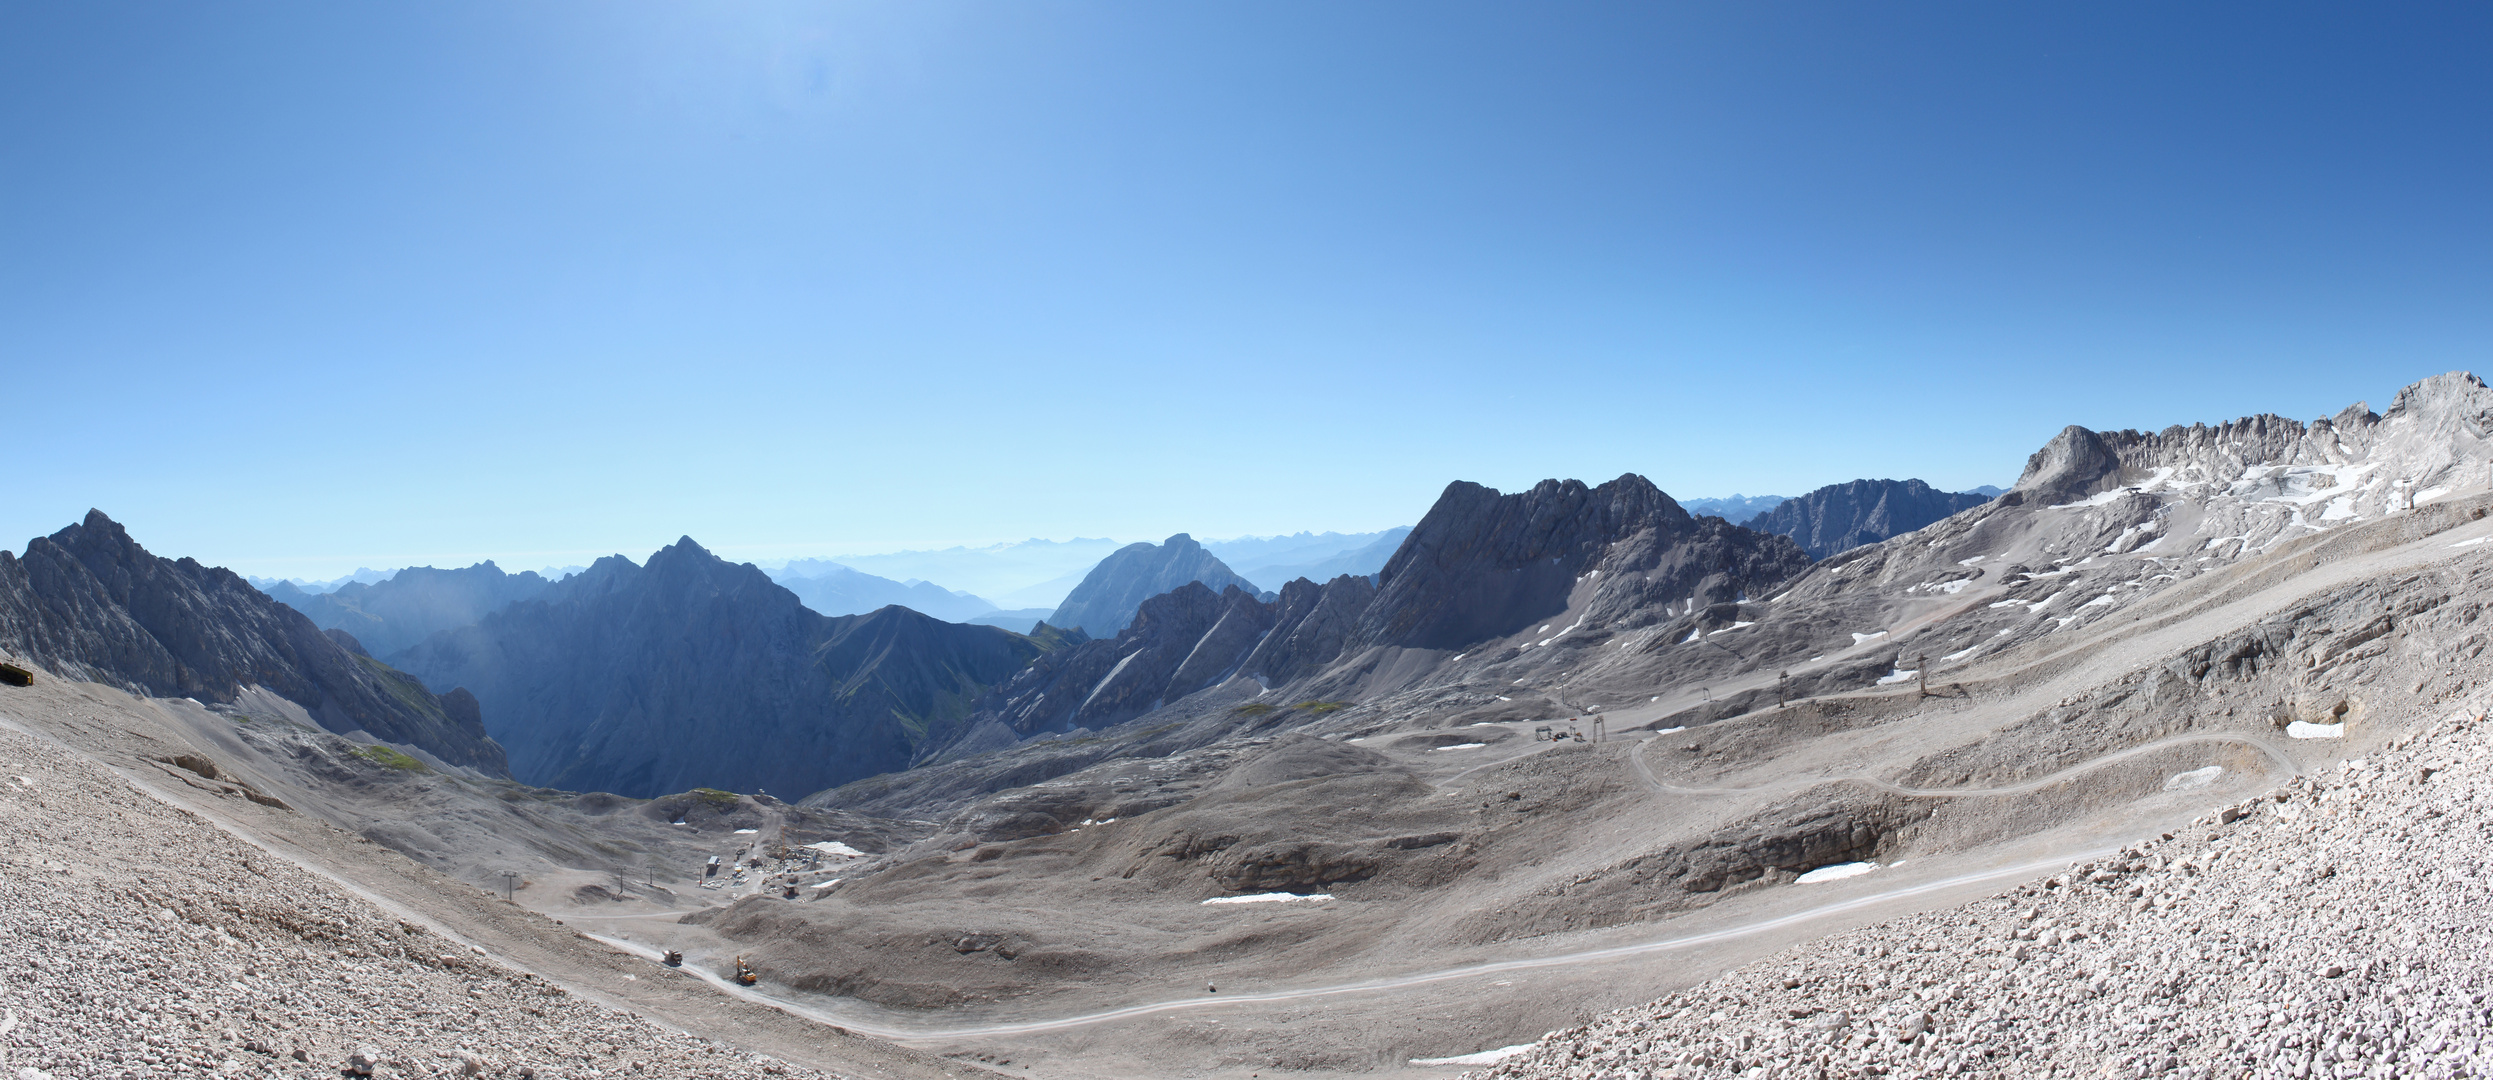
[1047,533,1263,636]
[0,511,506,772]
[1742,478,1992,559]
[393,536,1057,798]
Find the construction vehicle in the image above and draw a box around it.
[734,955,758,986]
[663,950,683,967]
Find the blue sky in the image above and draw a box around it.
[5,3,2488,578]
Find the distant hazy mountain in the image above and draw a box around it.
[1233,527,1410,591]
[393,537,1060,798]
[1211,528,1416,588]
[263,561,555,658]
[816,538,1128,611]
[248,566,399,594]
[1741,478,1994,559]
[1048,534,1266,637]
[964,608,1056,632]
[765,561,999,623]
[1676,494,1791,521]
[1,511,506,773]
[1963,484,2006,498]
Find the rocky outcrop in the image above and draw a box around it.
[1048,534,1263,636]
[956,582,1267,747]
[1237,573,1378,684]
[393,537,1054,798]
[265,561,555,659]
[0,511,506,773]
[1350,475,1813,651]
[1742,479,1993,559]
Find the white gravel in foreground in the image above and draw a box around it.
[0,719,826,1080]
[1468,706,2493,1080]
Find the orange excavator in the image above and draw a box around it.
[734,955,759,986]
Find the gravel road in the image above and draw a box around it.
[1466,698,2493,1079]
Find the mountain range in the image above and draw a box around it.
[0,511,505,773]
[265,562,557,658]
[763,560,1004,624]
[389,537,1074,798]
[1676,494,1790,521]
[1740,478,1995,559]
[1045,534,1268,637]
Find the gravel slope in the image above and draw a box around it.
[0,715,832,1080]
[1466,698,2493,1080]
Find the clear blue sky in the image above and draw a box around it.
[6,2,2488,579]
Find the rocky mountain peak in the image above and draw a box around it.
[1349,473,1798,651]
[2013,424,2126,504]
[1745,479,1993,559]
[0,512,507,773]
[1048,533,1263,637]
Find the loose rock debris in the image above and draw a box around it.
[0,722,826,1080]
[1468,706,2493,1079]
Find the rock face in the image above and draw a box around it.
[911,573,1379,765]
[1048,534,1263,637]
[392,537,1054,798]
[0,511,506,773]
[1741,478,1993,559]
[1350,475,1813,651]
[265,562,555,659]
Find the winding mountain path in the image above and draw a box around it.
[1627,729,2304,799]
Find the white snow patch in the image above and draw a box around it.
[733,829,758,835]
[1851,631,1888,645]
[803,841,866,859]
[1958,555,1989,566]
[1650,726,1685,735]
[2081,593,2117,609]
[1496,695,1511,701]
[1472,721,1505,727]
[1202,892,1332,906]
[1876,669,1919,686]
[2050,489,2130,509]
[1434,742,1488,751]
[1710,621,1755,635]
[1795,862,1878,884]
[2453,536,2493,548]
[2162,766,2224,791]
[1682,629,1702,644]
[1988,599,2025,609]
[1412,1044,1539,1067]
[1537,624,1551,634]
[811,879,843,889]
[1942,646,1979,661]
[2287,721,2346,740]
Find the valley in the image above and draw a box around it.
[6,374,2493,1077]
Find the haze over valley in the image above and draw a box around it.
[7,5,2492,1079]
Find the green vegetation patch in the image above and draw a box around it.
[1294,701,1350,713]
[1232,702,1278,717]
[691,787,742,806]
[352,744,430,773]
